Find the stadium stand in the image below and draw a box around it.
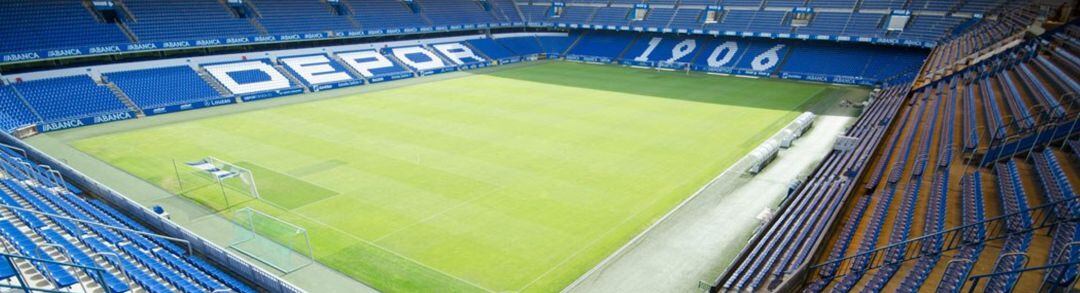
[202,59,301,96]
[248,0,355,35]
[918,3,1039,86]
[103,66,228,112]
[0,1,1076,292]
[715,12,1080,292]
[0,86,39,133]
[589,7,632,27]
[11,76,129,124]
[386,46,455,73]
[336,49,414,81]
[566,31,638,61]
[488,0,523,23]
[350,0,430,30]
[537,34,577,56]
[494,35,548,56]
[121,0,261,42]
[0,143,258,292]
[276,54,362,90]
[417,0,499,26]
[1,0,1034,64]
[0,29,939,133]
[467,38,520,61]
[0,0,129,54]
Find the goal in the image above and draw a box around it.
[230,207,314,273]
[172,156,260,211]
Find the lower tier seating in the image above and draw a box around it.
[775,33,1080,292]
[0,146,255,292]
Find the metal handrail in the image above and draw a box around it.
[809,195,1079,277]
[0,250,110,293]
[984,252,1030,293]
[37,242,91,293]
[0,202,192,255]
[89,251,132,292]
[936,258,975,293]
[1040,241,1080,289]
[965,259,1080,293]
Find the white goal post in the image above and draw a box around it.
[187,156,259,198]
[172,156,260,209]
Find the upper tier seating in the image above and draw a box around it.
[418,0,498,26]
[807,0,855,8]
[917,3,1038,85]
[590,7,631,27]
[349,0,429,30]
[12,76,128,123]
[859,0,909,10]
[722,0,765,7]
[520,5,553,23]
[556,6,598,25]
[667,8,704,30]
[122,0,260,42]
[635,8,675,29]
[0,0,129,54]
[249,0,356,35]
[898,15,965,41]
[487,0,523,23]
[1,0,1028,60]
[955,0,1008,14]
[908,0,955,11]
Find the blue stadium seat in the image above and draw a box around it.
[466,38,518,60]
[589,7,631,27]
[0,147,258,293]
[0,0,129,54]
[634,8,675,29]
[0,86,39,132]
[351,0,430,30]
[122,0,259,42]
[12,75,128,123]
[667,8,704,31]
[494,36,546,56]
[105,66,224,110]
[0,220,79,288]
[487,0,522,23]
[417,0,498,26]
[566,31,636,60]
[537,35,576,56]
[249,0,356,35]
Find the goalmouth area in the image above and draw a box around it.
[25,61,864,292]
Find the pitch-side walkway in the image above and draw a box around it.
[564,87,867,293]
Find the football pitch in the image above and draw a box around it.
[70,62,834,292]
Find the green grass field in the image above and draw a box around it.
[71,62,830,292]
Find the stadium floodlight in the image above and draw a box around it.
[172,156,259,210]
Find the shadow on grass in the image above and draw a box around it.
[479,61,867,113]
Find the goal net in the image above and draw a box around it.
[172,157,260,211]
[230,207,314,273]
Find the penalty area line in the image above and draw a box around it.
[239,201,498,292]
